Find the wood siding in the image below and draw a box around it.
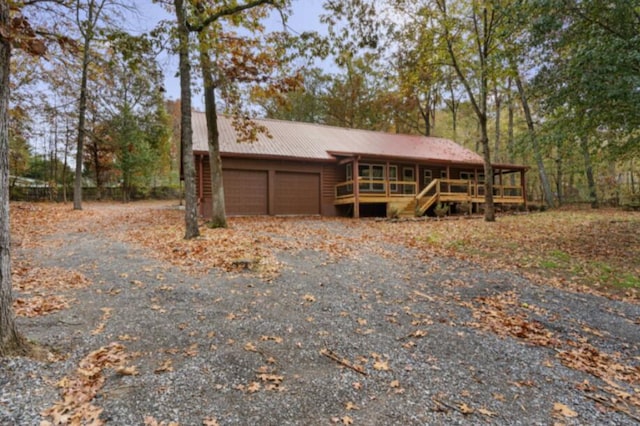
[322,164,338,216]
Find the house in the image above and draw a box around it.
[192,112,527,218]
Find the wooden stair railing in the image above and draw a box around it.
[415,178,439,200]
[416,194,439,216]
[415,179,440,216]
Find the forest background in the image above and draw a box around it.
[6,0,640,209]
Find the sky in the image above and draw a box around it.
[135,0,329,109]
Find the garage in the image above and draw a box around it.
[274,172,320,215]
[222,169,268,215]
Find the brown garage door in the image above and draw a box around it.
[223,169,268,215]
[274,172,320,215]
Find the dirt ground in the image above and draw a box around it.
[1,201,639,425]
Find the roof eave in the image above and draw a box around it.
[326,150,485,166]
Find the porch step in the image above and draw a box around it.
[388,199,417,218]
[416,194,439,216]
[400,199,417,217]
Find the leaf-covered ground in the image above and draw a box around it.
[2,201,639,425]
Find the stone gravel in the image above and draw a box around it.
[1,210,639,425]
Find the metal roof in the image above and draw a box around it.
[192,112,487,165]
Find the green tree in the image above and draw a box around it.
[8,127,31,186]
[530,0,640,207]
[255,67,330,124]
[432,0,514,221]
[100,35,170,201]
[72,0,132,210]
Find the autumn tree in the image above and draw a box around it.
[426,0,521,221]
[163,0,317,231]
[1,0,60,356]
[388,2,447,137]
[254,67,330,124]
[72,0,132,210]
[171,0,200,238]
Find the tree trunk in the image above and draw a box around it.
[0,0,26,356]
[445,76,458,140]
[555,139,563,205]
[630,159,636,194]
[62,121,70,203]
[419,100,431,136]
[507,78,516,186]
[479,118,495,222]
[514,71,555,208]
[175,0,200,239]
[73,32,91,210]
[199,37,227,228]
[580,136,599,208]
[91,141,102,200]
[493,85,501,163]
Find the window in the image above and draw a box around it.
[389,166,398,192]
[440,170,448,179]
[423,169,433,185]
[460,171,485,182]
[346,163,353,181]
[358,163,385,192]
[403,167,414,181]
[402,167,415,194]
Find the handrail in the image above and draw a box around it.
[415,178,440,200]
[416,193,439,216]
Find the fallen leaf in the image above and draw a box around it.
[458,403,474,414]
[493,393,506,402]
[345,401,359,411]
[373,360,390,371]
[342,416,353,425]
[553,402,578,418]
[155,359,173,373]
[410,329,428,338]
[247,382,261,393]
[116,366,138,376]
[478,407,497,417]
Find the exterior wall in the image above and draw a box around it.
[197,156,336,217]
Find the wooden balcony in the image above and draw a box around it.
[335,178,525,217]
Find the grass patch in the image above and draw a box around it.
[540,260,559,269]
[385,208,639,299]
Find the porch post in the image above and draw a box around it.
[385,161,390,197]
[353,158,360,218]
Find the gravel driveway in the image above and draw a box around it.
[1,203,638,425]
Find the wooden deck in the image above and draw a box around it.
[335,178,525,217]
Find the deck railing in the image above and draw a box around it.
[335,180,417,199]
[336,178,523,204]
